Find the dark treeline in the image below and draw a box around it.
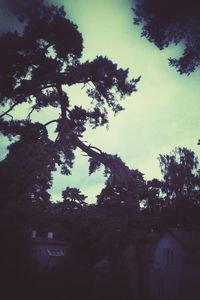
[1,144,199,300]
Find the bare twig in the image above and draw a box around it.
[73,135,105,163]
[0,103,18,118]
[14,83,56,99]
[81,83,87,90]
[26,105,37,120]
[44,119,59,126]
[5,113,14,120]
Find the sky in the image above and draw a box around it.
[0,0,200,203]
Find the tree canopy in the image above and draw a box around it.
[139,147,200,230]
[1,2,200,299]
[159,147,199,202]
[133,0,200,74]
[0,1,141,205]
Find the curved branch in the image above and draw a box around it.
[73,135,106,163]
[44,119,59,126]
[73,134,138,191]
[0,103,18,119]
[14,83,56,99]
[89,145,103,154]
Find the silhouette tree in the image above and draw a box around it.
[0,1,140,203]
[144,179,162,212]
[133,0,200,74]
[158,147,200,228]
[62,187,87,211]
[159,147,199,201]
[97,168,145,210]
[0,122,58,206]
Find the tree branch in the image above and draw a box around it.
[44,119,59,126]
[0,103,18,119]
[73,135,107,164]
[14,83,57,99]
[56,83,67,119]
[5,113,13,120]
[81,83,87,90]
[73,134,138,191]
[89,145,103,154]
[26,104,37,120]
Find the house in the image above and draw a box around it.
[145,229,200,300]
[31,231,70,269]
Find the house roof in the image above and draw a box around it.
[169,229,200,250]
[146,229,200,251]
[32,237,70,246]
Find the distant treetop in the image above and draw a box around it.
[133,0,200,74]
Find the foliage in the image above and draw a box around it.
[141,179,162,212]
[0,6,143,294]
[0,122,59,206]
[159,147,199,202]
[158,147,200,229]
[139,147,200,230]
[62,187,87,211]
[0,1,140,205]
[97,168,145,208]
[133,0,200,74]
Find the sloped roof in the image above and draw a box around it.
[32,237,70,246]
[146,229,200,251]
[169,229,200,250]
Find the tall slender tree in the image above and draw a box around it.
[159,147,199,202]
[158,147,200,228]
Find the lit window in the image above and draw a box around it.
[47,248,65,257]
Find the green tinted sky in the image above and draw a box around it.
[47,0,200,202]
[1,0,200,202]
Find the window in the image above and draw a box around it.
[47,248,65,257]
[163,248,174,266]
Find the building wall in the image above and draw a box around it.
[147,233,200,300]
[31,242,70,269]
[123,244,140,299]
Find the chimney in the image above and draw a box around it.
[47,232,53,239]
[32,230,37,238]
